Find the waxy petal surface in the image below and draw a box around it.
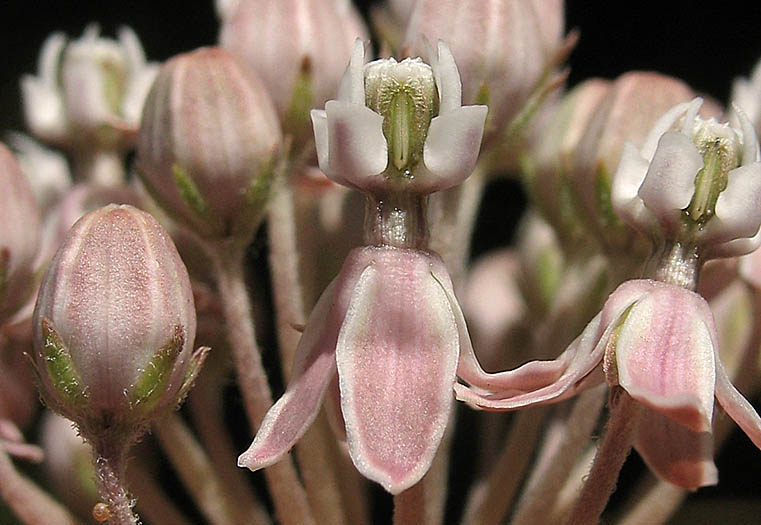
[323,100,388,189]
[422,106,487,191]
[715,357,761,451]
[614,285,716,433]
[634,408,717,490]
[336,248,459,494]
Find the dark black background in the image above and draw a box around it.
[1,1,760,523]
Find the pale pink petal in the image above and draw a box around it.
[239,249,370,470]
[324,100,388,188]
[715,354,761,451]
[421,105,487,191]
[705,227,761,260]
[634,408,717,490]
[455,279,655,410]
[615,285,716,433]
[700,163,761,246]
[638,131,703,233]
[455,312,605,410]
[336,248,459,494]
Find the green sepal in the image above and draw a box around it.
[40,318,88,407]
[602,303,636,386]
[172,164,225,235]
[284,57,315,143]
[128,325,184,412]
[174,346,210,407]
[230,158,276,239]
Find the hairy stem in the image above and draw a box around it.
[209,242,314,525]
[565,390,642,525]
[92,438,138,525]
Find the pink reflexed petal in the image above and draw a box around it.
[638,132,703,234]
[715,354,761,451]
[705,227,761,260]
[336,249,459,494]
[700,163,761,246]
[634,408,717,490]
[421,106,487,192]
[455,279,655,410]
[239,250,370,470]
[615,284,716,433]
[324,100,388,188]
[455,312,605,410]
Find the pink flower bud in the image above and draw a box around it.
[524,78,612,251]
[218,0,368,137]
[31,205,206,435]
[137,47,282,240]
[0,142,41,323]
[404,0,565,137]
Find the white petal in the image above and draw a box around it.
[421,105,487,191]
[434,41,462,114]
[679,97,703,137]
[21,76,66,142]
[640,100,695,161]
[38,32,66,86]
[337,39,366,105]
[311,109,331,174]
[612,142,655,231]
[325,100,387,188]
[706,228,761,260]
[638,131,703,233]
[733,103,761,164]
[700,163,761,246]
[118,26,146,72]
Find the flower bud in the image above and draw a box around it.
[523,78,611,252]
[0,143,41,324]
[404,0,565,139]
[218,0,368,140]
[31,205,206,436]
[137,47,282,241]
[21,25,158,151]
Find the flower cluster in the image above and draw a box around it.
[2,2,761,525]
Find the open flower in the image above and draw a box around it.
[613,98,761,259]
[21,25,158,150]
[310,39,487,195]
[241,41,487,494]
[455,279,761,489]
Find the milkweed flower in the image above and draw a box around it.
[455,99,761,490]
[239,40,488,494]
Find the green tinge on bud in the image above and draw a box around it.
[40,318,88,408]
[364,58,438,179]
[686,136,739,224]
[127,326,183,412]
